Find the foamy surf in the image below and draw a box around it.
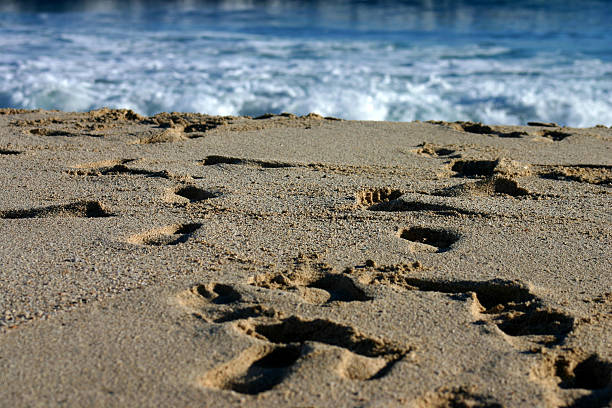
[1,1,611,127]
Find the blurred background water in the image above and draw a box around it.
[1,0,611,126]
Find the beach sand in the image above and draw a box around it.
[0,108,610,407]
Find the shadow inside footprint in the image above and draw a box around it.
[496,308,574,340]
[398,227,459,252]
[540,129,571,141]
[201,155,243,165]
[0,200,113,219]
[451,159,498,177]
[369,200,481,216]
[213,305,278,323]
[413,142,458,158]
[398,278,533,310]
[70,162,171,178]
[252,316,404,359]
[556,354,612,390]
[539,164,612,186]
[174,185,219,202]
[0,148,21,155]
[196,283,242,304]
[229,345,302,394]
[539,353,612,408]
[131,223,202,246]
[201,155,294,168]
[307,274,372,302]
[201,344,302,395]
[434,177,531,198]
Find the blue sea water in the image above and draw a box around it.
[1,0,611,126]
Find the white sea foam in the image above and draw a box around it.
[1,17,611,127]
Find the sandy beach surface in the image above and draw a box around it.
[0,108,610,407]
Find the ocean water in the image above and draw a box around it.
[1,0,611,126]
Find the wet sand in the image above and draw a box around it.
[0,108,610,407]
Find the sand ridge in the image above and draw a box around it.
[0,109,610,407]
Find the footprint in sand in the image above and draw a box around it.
[29,127,102,137]
[195,312,410,394]
[199,343,303,394]
[175,255,611,405]
[449,158,531,178]
[412,142,461,158]
[356,273,573,347]
[450,159,504,177]
[191,283,242,305]
[415,386,503,408]
[0,200,113,219]
[355,187,402,208]
[533,351,612,407]
[136,127,207,144]
[175,275,411,395]
[538,164,611,186]
[127,223,202,246]
[0,148,21,155]
[537,129,572,142]
[249,255,372,304]
[200,155,295,169]
[165,184,221,204]
[396,226,460,253]
[355,187,484,216]
[354,264,611,406]
[429,120,529,138]
[68,159,172,179]
[433,176,533,198]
